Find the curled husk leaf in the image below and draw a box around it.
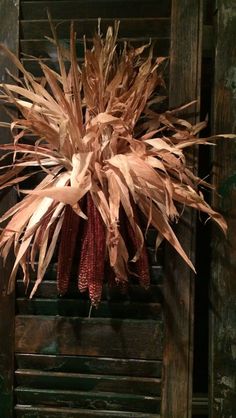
[0,22,228,304]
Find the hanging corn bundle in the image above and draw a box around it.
[0,21,229,306]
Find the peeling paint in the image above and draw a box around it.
[225,66,236,130]
[225,67,236,98]
[220,376,235,390]
[221,3,236,28]
[231,344,236,359]
[219,174,236,212]
[41,340,59,355]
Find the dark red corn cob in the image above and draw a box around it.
[88,194,106,306]
[77,226,90,293]
[134,240,150,289]
[57,205,80,295]
[78,193,106,306]
[123,205,150,289]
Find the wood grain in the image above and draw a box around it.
[15,316,164,359]
[210,0,236,416]
[161,1,203,418]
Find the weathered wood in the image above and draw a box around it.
[0,1,19,417]
[16,298,162,319]
[20,0,171,20]
[15,316,163,359]
[15,405,159,418]
[210,1,236,417]
[15,369,161,395]
[15,387,161,413]
[16,280,163,302]
[15,354,162,377]
[161,1,203,418]
[14,398,208,418]
[20,18,170,39]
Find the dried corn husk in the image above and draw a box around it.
[0,22,229,304]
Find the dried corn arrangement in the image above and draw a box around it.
[0,21,228,305]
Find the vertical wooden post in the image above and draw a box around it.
[210,0,236,416]
[161,1,203,417]
[0,1,19,417]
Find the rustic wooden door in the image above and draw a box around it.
[0,1,203,417]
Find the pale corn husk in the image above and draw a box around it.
[0,22,228,301]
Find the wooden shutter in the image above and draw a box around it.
[15,2,170,417]
[0,1,204,417]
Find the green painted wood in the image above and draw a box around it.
[0,1,19,417]
[15,316,163,359]
[15,405,159,418]
[16,298,162,319]
[210,0,236,417]
[15,369,161,395]
[20,0,171,20]
[15,388,161,413]
[15,354,162,377]
[20,18,170,39]
[161,1,203,418]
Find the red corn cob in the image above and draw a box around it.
[134,239,150,289]
[57,205,80,295]
[78,193,106,306]
[88,194,106,305]
[77,219,90,294]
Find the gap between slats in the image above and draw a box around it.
[20,18,171,39]
[20,0,171,20]
[16,298,163,319]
